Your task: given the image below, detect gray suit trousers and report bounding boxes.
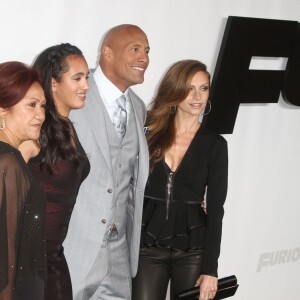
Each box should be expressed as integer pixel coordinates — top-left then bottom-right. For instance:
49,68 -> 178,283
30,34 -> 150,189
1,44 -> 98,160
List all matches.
78,226 -> 131,300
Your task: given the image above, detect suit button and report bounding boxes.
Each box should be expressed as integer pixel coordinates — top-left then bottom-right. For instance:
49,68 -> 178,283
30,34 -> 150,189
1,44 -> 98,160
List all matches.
101,219 -> 107,224
107,188 -> 113,193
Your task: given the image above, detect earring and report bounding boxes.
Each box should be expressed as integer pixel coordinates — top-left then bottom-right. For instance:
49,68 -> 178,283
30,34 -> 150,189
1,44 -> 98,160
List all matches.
169,105 -> 177,115
201,100 -> 211,116
0,116 -> 5,130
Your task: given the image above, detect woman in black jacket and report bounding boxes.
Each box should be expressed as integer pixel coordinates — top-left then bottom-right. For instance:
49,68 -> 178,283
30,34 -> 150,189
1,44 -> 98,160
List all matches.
132,59 -> 228,300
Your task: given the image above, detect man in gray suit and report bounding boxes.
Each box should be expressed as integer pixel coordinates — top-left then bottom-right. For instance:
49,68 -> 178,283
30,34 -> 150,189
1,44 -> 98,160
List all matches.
63,24 -> 150,299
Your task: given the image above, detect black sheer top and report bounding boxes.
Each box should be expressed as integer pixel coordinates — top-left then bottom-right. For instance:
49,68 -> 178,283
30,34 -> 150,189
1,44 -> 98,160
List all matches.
141,127 -> 228,276
0,142 -> 46,299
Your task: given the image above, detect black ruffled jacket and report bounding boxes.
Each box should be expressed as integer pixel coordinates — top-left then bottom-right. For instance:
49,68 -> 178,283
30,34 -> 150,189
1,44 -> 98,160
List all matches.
140,126 -> 228,276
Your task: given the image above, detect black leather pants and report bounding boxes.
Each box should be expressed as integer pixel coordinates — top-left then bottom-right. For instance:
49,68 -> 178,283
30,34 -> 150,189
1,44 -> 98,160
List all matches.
132,247 -> 204,300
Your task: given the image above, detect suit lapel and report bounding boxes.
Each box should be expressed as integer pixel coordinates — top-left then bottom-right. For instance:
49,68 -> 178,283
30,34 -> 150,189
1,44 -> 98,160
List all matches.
84,76 -> 113,174
128,90 -> 149,189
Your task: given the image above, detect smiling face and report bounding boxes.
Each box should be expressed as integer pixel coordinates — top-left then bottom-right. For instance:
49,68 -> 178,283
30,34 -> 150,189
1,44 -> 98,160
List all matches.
3,82 -> 46,145
177,71 -> 210,118
102,26 -> 150,92
52,55 -> 89,117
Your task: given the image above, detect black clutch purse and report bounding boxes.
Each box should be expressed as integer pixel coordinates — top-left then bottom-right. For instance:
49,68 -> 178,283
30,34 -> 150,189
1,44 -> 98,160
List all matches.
175,275 -> 239,300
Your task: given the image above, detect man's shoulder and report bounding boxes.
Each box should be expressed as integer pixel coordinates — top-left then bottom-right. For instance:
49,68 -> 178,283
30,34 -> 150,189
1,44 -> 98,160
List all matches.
129,88 -> 146,109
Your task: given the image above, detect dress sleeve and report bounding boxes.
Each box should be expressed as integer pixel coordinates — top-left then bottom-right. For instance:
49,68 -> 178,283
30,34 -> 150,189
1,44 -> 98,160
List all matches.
201,137 -> 228,276
0,153 -> 29,299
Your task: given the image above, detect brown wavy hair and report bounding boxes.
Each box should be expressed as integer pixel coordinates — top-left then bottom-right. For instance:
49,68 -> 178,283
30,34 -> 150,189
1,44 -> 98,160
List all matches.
146,59 -> 210,171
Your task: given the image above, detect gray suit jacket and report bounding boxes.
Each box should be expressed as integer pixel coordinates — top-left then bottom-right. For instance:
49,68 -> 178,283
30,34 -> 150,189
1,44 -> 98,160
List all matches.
63,73 -> 149,285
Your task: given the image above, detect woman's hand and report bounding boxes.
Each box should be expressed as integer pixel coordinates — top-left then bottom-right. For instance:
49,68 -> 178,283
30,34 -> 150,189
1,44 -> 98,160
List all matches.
19,140 -> 40,162
196,274 -> 218,300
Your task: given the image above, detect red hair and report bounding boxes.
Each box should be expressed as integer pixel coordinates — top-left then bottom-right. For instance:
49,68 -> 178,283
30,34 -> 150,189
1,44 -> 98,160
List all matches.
0,61 -> 41,108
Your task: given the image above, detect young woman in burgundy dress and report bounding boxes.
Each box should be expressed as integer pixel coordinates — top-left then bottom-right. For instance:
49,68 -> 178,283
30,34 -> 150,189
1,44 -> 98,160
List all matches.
20,43 -> 90,300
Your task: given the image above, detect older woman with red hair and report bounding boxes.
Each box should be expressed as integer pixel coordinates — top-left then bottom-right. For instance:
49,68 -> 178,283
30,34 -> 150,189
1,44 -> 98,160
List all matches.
0,61 -> 46,300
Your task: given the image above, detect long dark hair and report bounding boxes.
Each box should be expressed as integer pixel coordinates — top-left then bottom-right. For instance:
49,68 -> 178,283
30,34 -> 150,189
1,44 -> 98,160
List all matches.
146,59 -> 210,171
32,43 -> 85,174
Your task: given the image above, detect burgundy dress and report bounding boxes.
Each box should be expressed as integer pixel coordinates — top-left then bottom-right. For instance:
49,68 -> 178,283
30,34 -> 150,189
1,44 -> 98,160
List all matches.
28,130 -> 90,300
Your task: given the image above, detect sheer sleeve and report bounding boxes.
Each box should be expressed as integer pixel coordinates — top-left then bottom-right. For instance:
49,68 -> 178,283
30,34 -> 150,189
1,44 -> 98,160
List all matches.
0,152 -> 30,299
